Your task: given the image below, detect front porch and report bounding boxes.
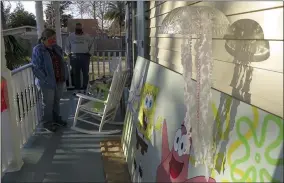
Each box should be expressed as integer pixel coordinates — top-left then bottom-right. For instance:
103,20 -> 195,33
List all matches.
2,1 -> 284,182
2,90 -> 125,182
1,1 -> 131,180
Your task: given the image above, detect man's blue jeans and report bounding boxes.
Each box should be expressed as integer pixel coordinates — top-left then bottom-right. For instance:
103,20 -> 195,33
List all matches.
70,53 -> 91,90
40,82 -> 64,125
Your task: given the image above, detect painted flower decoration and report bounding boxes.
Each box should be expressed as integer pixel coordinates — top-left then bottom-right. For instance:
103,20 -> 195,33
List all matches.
211,166 -> 231,182
228,107 -> 283,182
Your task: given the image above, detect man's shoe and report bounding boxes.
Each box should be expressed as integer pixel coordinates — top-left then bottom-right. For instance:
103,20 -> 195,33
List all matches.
53,119 -> 67,127
73,90 -> 79,96
36,122 -> 57,134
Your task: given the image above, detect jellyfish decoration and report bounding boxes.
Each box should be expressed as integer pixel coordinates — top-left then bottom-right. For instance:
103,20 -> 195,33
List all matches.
210,19 -> 270,175
159,6 -> 229,180
224,19 -> 270,103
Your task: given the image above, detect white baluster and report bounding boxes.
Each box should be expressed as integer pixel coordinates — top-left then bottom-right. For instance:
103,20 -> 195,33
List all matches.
23,71 -> 32,137
124,51 -> 126,69
37,85 -> 43,123
113,52 -> 117,72
28,67 -> 37,131
119,51 -> 122,71
29,69 -> 39,127
14,73 -> 28,144
96,52 -> 100,77
108,52 -> 111,75
19,71 -> 31,140
23,69 -> 33,137
25,68 -> 36,132
102,52 -> 105,76
28,68 -> 37,128
91,54 -> 95,80
11,75 -> 24,147
67,58 -> 72,88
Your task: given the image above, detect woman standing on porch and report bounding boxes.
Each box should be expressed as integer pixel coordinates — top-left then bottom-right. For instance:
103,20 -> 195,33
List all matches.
31,28 -> 68,133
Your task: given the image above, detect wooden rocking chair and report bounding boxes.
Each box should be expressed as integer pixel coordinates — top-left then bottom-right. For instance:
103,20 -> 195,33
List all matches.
71,68 -> 129,135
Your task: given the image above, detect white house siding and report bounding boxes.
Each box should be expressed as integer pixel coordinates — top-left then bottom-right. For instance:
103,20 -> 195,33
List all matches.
145,1 -> 283,118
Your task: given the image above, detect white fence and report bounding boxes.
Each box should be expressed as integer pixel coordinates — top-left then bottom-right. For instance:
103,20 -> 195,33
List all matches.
66,50 -> 127,89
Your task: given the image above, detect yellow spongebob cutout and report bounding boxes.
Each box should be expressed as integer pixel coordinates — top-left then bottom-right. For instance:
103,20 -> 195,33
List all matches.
137,83 -> 160,142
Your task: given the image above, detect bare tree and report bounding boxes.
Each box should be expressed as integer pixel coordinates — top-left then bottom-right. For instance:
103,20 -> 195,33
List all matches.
71,1 -> 89,19
87,1 -> 96,19
70,1 -> 110,36
1,1 -> 11,28
44,1 -> 73,28
96,1 -> 110,33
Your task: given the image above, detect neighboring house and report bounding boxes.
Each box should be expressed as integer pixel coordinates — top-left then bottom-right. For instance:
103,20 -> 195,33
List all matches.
2,26 -> 37,36
3,26 -> 38,56
67,19 -> 100,36
66,19 -> 124,50
124,1 -> 283,183
3,26 -> 69,54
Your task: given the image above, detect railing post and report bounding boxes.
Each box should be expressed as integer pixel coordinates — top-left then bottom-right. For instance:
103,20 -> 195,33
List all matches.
35,1 -> 44,39
1,30 -> 24,173
53,1 -> 62,47
66,57 -> 73,89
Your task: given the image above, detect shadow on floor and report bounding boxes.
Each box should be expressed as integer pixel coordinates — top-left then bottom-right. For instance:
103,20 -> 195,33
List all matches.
100,139 -> 131,183
2,92 -> 125,183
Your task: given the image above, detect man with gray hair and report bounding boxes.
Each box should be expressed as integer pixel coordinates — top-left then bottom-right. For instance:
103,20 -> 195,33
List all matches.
66,22 -> 94,94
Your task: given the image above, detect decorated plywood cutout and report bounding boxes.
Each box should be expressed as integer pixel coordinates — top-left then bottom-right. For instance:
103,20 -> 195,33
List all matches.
122,57 -> 283,183
156,120 -> 216,182
209,106 -> 283,182
136,83 -> 160,155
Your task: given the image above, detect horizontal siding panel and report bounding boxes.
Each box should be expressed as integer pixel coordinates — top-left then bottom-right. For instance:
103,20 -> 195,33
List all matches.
149,39 -> 283,73
149,1 -> 156,9
147,2 -> 284,117
149,1 -> 199,18
148,1 -> 166,11
220,1 -> 283,15
149,1 -> 283,18
148,14 -> 168,28
150,47 -> 180,64
150,55 -> 182,72
149,55 -> 283,117
211,59 -> 283,102
149,8 -> 283,40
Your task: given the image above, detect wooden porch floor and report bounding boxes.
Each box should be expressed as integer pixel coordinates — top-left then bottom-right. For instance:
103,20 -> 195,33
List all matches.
2,91 -> 125,183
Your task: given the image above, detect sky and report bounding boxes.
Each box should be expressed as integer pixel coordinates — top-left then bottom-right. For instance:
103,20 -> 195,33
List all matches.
7,1 -> 85,19
9,1 -> 37,15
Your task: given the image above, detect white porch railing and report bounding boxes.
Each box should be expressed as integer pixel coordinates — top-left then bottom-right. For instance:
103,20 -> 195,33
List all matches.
1,50 -> 127,176
1,64 -> 40,176
66,50 -> 127,88
11,64 -> 42,147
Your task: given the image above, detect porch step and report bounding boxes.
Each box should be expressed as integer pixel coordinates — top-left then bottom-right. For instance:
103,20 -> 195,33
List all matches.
100,139 -> 131,183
